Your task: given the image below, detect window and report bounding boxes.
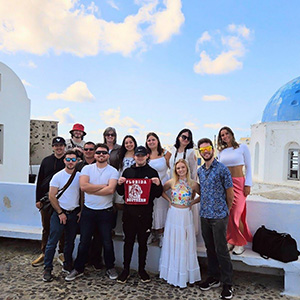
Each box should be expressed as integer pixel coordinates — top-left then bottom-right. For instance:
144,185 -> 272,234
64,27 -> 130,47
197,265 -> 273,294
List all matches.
288,149 -> 300,180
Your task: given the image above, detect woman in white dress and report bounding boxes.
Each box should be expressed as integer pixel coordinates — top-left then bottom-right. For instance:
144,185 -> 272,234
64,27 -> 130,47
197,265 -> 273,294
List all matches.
146,132 -> 171,247
169,128 -> 197,180
159,159 -> 201,288
169,128 -> 199,234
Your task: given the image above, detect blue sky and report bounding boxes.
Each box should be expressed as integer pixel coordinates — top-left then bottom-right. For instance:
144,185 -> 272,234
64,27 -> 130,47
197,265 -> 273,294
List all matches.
1,0 -> 300,146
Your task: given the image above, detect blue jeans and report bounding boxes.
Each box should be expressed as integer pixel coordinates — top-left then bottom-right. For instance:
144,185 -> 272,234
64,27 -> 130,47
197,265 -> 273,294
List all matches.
74,206 -> 115,272
44,208 -> 79,269
201,216 -> 233,285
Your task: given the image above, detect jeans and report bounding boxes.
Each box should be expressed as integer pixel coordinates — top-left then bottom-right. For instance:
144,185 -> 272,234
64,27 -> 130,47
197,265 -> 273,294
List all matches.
201,216 -> 233,285
40,208 -> 64,254
44,208 -> 79,269
74,206 -> 115,272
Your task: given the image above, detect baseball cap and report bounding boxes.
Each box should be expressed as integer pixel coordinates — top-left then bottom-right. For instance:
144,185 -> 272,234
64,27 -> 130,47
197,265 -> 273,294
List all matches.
52,137 -> 66,146
134,146 -> 148,156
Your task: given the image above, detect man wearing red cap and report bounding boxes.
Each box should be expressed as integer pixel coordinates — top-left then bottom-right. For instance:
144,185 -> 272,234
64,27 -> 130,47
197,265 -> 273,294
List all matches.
66,123 -> 86,159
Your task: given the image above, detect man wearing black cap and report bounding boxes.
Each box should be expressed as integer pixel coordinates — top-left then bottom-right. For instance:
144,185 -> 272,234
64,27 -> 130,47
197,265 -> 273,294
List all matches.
116,146 -> 163,283
32,137 -> 66,267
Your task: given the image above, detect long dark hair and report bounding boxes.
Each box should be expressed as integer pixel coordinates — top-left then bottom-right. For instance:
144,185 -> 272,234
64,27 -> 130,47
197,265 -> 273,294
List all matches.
145,132 -> 163,156
118,135 -> 137,169
217,126 -> 239,151
174,128 -> 194,150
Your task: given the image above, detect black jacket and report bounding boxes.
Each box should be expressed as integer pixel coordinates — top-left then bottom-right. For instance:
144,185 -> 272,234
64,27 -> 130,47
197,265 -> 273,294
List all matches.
116,163 -> 163,218
36,154 -> 65,202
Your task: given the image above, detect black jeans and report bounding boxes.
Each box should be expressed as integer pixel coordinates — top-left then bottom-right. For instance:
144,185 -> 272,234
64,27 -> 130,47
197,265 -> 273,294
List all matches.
74,206 -> 115,272
201,216 -> 233,285
122,211 -> 152,271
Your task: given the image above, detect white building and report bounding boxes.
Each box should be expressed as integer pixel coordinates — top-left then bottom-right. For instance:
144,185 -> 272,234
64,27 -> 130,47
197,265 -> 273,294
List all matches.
250,76 -> 300,184
0,62 -> 31,183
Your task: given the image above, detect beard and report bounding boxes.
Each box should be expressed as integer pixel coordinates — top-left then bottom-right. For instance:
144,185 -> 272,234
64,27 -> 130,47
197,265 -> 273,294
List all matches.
202,153 -> 214,161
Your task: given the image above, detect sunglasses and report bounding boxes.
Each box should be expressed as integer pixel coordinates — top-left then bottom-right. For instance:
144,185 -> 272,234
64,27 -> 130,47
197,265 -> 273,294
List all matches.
84,148 -> 94,151
105,134 -> 115,137
181,135 -> 190,141
95,150 -> 109,155
65,157 -> 77,162
199,145 -> 212,153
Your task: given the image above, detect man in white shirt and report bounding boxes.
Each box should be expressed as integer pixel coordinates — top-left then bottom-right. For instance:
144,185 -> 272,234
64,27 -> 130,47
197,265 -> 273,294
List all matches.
65,143 -> 119,281
43,150 -> 81,282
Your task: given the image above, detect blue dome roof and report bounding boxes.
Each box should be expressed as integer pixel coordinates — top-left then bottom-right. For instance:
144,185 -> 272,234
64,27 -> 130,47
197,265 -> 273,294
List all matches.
262,76 -> 300,122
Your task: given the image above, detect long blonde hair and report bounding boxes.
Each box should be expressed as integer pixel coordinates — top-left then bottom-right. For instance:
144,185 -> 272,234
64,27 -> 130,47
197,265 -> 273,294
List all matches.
171,159 -> 193,188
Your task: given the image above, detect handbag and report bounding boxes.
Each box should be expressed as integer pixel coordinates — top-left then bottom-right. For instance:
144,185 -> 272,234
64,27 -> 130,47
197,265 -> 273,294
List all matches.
252,225 -> 300,263
40,169 -> 77,214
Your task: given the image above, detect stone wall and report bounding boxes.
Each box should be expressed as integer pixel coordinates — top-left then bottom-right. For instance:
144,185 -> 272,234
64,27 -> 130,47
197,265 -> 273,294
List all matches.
30,120 -> 58,165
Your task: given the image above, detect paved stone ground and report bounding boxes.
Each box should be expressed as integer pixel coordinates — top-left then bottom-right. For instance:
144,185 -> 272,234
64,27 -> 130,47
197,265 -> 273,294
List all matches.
0,237 -> 296,300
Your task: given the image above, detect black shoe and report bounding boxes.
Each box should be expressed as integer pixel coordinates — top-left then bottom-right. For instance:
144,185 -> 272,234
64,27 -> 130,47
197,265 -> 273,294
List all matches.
138,269 -> 150,283
43,268 -> 53,282
220,284 -> 233,299
199,277 -> 220,291
117,269 -> 130,283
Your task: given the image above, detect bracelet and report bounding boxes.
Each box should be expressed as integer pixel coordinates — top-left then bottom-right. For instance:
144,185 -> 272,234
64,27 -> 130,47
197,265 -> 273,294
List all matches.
58,211 -> 64,215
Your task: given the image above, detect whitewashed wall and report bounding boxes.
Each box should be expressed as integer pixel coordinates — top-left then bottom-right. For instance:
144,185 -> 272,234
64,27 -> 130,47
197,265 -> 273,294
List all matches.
0,62 -> 30,183
250,121 -> 300,184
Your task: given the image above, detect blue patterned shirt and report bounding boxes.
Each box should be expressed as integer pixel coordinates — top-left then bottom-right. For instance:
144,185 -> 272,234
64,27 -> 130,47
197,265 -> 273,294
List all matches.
198,159 -> 233,219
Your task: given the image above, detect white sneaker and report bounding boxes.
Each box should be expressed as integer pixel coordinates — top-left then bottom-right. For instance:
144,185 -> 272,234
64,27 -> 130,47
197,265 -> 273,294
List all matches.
106,268 -> 118,280
227,243 -> 234,251
232,245 -> 245,255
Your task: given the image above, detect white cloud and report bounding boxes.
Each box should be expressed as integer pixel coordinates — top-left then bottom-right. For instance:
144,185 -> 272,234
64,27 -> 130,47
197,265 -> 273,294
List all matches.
185,121 -> 198,130
234,127 -> 250,132
195,31 -> 211,52
53,107 -> 75,124
32,107 -> 74,123
149,0 -> 185,44
21,79 -> 32,86
194,24 -> 252,75
107,0 -> 119,10
20,60 -> 37,68
203,123 -> 222,129
0,0 -> 184,57
228,24 -> 250,39
202,94 -> 228,102
100,107 -> 144,133
47,81 -> 95,102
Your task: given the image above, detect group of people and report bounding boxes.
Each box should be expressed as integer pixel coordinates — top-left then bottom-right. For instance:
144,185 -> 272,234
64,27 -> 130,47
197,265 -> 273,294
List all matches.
32,123 -> 253,300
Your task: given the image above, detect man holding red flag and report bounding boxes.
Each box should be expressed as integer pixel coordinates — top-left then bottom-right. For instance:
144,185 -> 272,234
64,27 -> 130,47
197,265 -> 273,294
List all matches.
116,146 -> 162,283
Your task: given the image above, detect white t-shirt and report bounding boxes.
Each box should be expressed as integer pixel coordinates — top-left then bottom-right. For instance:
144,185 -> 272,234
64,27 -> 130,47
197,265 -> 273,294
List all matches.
50,169 -> 80,211
80,164 -> 119,210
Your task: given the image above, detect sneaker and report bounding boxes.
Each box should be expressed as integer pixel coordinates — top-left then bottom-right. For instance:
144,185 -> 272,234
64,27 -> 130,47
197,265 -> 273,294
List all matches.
220,284 -> 233,299
106,268 -> 118,280
43,268 -> 53,282
227,243 -> 234,251
199,277 -> 220,291
147,233 -> 155,245
138,269 -> 151,283
117,269 -> 130,284
62,264 -> 73,274
233,245 -> 245,255
57,253 -> 65,266
65,269 -> 83,281
32,253 -> 45,267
